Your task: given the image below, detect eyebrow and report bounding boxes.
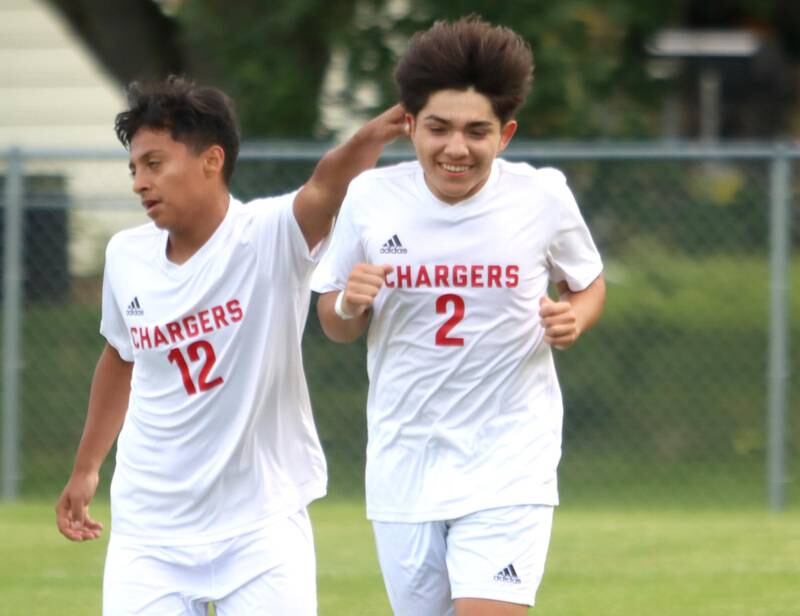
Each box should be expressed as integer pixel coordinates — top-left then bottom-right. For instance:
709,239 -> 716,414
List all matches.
128,149 -> 164,172
423,114 -> 494,129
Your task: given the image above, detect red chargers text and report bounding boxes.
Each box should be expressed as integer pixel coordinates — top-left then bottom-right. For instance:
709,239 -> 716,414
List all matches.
384,264 -> 519,289
130,299 -> 243,350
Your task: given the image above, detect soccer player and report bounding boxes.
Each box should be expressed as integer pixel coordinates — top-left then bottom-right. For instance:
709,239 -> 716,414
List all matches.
54,76 -> 404,615
312,17 -> 606,616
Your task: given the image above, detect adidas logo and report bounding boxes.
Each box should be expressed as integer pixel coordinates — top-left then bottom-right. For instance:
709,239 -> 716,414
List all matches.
126,296 -> 144,316
379,234 -> 408,254
493,563 -> 522,585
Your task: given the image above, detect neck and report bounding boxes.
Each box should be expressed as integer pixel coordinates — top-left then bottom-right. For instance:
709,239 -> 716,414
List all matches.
166,191 -> 230,264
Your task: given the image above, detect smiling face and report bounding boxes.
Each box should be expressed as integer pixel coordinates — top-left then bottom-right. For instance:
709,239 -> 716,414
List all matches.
408,88 -> 517,204
128,128 -> 223,233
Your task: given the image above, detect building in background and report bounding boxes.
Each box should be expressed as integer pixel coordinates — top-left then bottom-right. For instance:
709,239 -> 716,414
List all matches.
1,0 -> 137,280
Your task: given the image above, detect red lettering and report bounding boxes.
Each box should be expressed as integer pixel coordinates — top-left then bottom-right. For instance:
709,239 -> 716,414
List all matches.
384,271 -> 395,288
211,306 -> 228,329
453,265 -> 468,287
166,322 -> 184,343
487,265 -> 502,288
434,265 -> 449,287
183,315 -> 200,337
130,327 -> 140,349
139,327 -> 152,349
416,265 -> 431,287
471,265 -> 484,288
506,265 -> 519,288
153,325 -> 169,347
227,299 -> 243,322
396,266 -> 412,288
198,309 -> 213,334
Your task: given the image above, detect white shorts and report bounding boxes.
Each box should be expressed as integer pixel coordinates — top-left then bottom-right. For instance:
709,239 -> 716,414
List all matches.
372,505 -> 554,616
103,508 -> 316,616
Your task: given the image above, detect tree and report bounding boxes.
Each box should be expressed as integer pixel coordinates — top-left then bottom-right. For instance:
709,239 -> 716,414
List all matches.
49,0 -> 800,138
177,0 -> 362,137
45,0 -> 193,84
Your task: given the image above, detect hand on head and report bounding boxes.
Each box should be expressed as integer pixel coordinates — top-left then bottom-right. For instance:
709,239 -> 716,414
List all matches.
363,104 -> 408,145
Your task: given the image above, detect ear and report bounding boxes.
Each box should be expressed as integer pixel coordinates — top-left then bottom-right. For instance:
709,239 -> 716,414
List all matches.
404,113 -> 416,138
498,120 -> 518,152
202,145 -> 226,179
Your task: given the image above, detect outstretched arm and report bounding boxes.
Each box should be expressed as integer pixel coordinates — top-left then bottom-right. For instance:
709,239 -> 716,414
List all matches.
55,343 -> 132,541
294,104 -> 406,249
539,274 -> 606,350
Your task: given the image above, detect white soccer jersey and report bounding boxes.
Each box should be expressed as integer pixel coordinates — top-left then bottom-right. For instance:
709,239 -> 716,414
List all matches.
312,159 -> 603,523
101,193 -> 327,544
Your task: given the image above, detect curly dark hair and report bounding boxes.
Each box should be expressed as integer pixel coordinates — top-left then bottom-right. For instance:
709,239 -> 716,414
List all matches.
394,16 -> 534,124
114,75 -> 240,185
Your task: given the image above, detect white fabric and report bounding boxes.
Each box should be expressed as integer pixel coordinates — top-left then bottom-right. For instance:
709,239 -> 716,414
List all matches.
100,193 -> 327,544
312,159 -> 603,522
372,504 -> 554,614
103,508 -> 317,615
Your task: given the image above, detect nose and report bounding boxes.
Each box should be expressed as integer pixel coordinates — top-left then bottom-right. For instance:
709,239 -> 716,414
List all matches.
132,170 -> 148,195
443,131 -> 469,158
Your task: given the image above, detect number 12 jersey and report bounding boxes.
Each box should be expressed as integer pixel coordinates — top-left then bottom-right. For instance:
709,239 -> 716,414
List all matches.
101,194 -> 327,544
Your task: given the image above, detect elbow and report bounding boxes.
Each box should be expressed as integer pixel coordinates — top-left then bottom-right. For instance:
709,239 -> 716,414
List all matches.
319,316 -> 356,344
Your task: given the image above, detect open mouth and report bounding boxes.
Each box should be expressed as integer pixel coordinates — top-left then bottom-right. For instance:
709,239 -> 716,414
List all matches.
143,199 -> 160,211
439,163 -> 471,174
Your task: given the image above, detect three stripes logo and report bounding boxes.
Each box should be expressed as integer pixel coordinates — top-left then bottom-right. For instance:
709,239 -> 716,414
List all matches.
379,234 -> 408,254
126,296 -> 144,316
493,563 -> 522,585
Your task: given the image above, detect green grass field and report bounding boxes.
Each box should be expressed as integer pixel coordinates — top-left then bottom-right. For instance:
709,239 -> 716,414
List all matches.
1,499 -> 798,615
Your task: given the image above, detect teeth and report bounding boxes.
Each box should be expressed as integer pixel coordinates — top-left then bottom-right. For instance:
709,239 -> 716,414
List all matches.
441,163 -> 469,173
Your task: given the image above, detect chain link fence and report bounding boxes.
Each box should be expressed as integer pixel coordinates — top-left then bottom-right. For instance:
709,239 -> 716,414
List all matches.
0,143 -> 796,510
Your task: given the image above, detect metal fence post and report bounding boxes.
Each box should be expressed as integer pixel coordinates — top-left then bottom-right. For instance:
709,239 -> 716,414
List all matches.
767,148 -> 791,511
2,148 -> 24,501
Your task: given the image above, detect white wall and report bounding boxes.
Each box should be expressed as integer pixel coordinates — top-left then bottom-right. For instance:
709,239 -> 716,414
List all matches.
1,0 -> 140,276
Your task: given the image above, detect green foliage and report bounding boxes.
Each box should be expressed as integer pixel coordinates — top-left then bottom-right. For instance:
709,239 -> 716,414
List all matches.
177,0 -> 360,137
174,0 -> 685,138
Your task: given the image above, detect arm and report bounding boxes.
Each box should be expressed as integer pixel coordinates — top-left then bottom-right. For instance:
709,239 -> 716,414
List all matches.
539,273 -> 606,350
317,263 -> 393,343
293,104 -> 406,248
55,343 -> 132,541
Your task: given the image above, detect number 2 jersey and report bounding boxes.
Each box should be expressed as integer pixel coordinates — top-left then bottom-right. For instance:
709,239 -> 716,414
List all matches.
312,160 -> 603,523
100,193 -> 327,544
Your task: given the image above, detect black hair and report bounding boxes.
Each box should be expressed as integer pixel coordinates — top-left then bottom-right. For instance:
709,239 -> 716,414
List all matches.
394,16 -> 534,123
114,75 -> 240,185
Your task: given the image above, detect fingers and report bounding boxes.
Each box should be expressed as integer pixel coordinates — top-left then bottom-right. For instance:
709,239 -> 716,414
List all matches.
56,495 -> 96,542
343,263 -> 392,316
56,479 -> 103,542
55,495 -> 79,541
539,294 -> 578,350
57,507 -> 103,542
371,104 -> 407,143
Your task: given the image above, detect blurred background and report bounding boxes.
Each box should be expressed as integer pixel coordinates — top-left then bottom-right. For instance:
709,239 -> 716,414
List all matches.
0,0 -> 800,616
0,1 -> 798,613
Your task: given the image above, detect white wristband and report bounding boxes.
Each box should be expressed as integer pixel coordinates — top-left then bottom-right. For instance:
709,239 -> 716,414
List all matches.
334,290 -> 356,320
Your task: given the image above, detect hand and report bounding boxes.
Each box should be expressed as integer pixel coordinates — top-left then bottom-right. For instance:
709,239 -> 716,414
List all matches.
341,263 -> 394,318
55,471 -> 103,542
539,294 -> 580,350
354,104 -> 407,148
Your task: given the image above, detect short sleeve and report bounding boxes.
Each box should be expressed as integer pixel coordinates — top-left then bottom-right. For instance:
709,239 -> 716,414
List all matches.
99,241 -> 134,361
310,190 -> 366,294
544,170 -> 603,291
244,190 -> 328,282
